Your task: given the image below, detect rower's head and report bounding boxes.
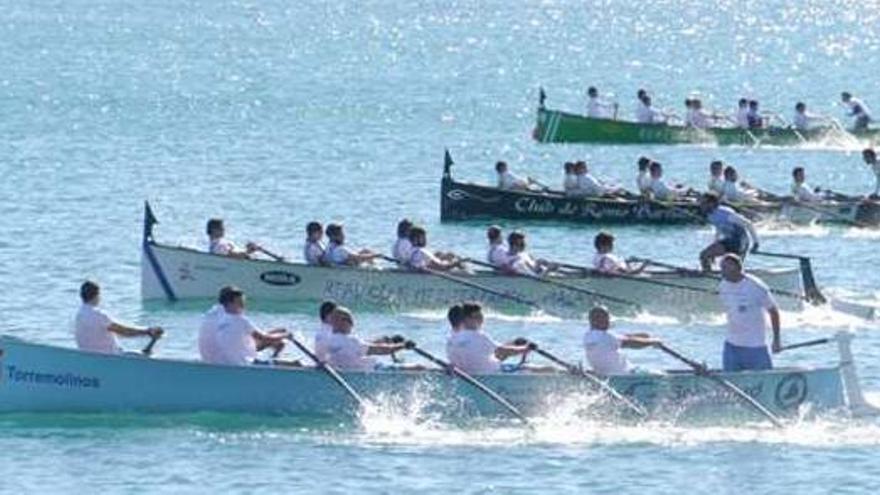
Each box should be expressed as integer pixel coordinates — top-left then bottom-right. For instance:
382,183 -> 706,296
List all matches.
306,221 -> 323,242
795,102 -> 806,113
507,231 -> 526,254
710,160 -> 723,177
319,300 -> 337,324
447,304 -> 465,332
217,285 -> 235,304
574,161 -> 587,175
206,218 -> 225,240
637,88 -> 646,101
408,225 -> 427,248
325,223 -> 344,244
594,231 -> 615,254
748,100 -> 758,110
80,280 -> 101,306
723,165 -> 738,182
698,192 -> 721,213
587,86 -> 598,98
863,148 -> 876,164
487,225 -> 502,245
219,286 -> 246,314
693,99 -> 703,109
461,302 -> 484,330
588,306 -> 611,331
637,156 -> 651,172
842,92 -> 852,103
792,166 -> 806,184
495,161 -> 508,174
649,161 -> 663,178
332,307 -> 355,334
396,218 -> 413,239
720,254 -> 745,282
738,98 -> 748,109
564,161 -> 574,174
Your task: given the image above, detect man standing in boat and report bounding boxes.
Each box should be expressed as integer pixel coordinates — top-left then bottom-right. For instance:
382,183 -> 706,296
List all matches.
841,92 -> 872,131
583,306 -> 660,375
587,86 -> 617,119
718,254 -> 782,371
698,193 -> 760,271
75,281 -> 164,354
206,218 -> 259,259
861,148 -> 880,198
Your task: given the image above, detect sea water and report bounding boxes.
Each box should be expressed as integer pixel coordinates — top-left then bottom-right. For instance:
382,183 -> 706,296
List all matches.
1,0 -> 879,493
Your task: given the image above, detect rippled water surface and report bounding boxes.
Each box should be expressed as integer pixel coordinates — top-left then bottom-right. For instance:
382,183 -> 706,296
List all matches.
1,0 -> 880,493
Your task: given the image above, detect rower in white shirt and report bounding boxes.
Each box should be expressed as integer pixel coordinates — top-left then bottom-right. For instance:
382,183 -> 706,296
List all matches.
720,166 -> 759,204
707,160 -> 725,194
635,89 -> 648,119
303,221 -> 327,266
324,307 -> 414,372
648,161 -> 687,200
322,223 -> 380,267
505,231 -> 556,276
199,286 -> 235,362
392,218 -> 414,264
746,100 -> 763,128
444,304 -> 465,360
636,156 -> 652,195
563,162 -> 577,193
592,232 -> 646,275
717,254 -> 782,371
486,225 -> 510,269
842,92 -> 873,131
207,287 -> 292,366
570,161 -> 618,197
734,98 -> 749,128
793,102 -> 825,131
587,86 -> 617,119
408,226 -> 463,271
314,300 -> 338,362
861,148 -> 880,198
75,281 -> 163,355
445,303 -> 534,374
583,306 -> 660,375
206,218 -> 259,259
685,99 -> 712,129
496,161 -> 535,191
635,96 -> 668,124
790,167 -> 821,202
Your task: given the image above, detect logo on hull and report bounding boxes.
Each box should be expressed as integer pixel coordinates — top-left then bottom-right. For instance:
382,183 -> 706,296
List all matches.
260,271 -> 302,286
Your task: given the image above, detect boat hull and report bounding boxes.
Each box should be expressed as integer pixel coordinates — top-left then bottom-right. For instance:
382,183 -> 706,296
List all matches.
0,336 -> 847,418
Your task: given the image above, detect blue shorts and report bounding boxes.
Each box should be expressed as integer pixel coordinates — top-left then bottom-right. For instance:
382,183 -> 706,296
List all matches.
720,234 -> 748,258
722,342 -> 772,372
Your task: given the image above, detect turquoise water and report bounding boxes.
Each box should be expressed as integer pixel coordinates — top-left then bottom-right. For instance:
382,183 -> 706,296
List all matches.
2,0 -> 880,492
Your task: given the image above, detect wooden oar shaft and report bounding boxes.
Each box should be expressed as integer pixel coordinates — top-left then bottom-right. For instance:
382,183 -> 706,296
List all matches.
408,344 -> 530,424
256,246 -> 285,262
779,338 -> 830,352
656,344 -> 783,427
555,261 -> 719,296
141,334 -> 160,356
287,335 -> 367,409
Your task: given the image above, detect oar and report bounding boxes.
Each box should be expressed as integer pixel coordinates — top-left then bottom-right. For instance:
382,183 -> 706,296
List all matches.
463,258 -> 641,309
379,255 -> 546,312
255,245 -> 286,262
141,332 -> 161,356
750,250 -> 827,304
553,260 -> 726,296
286,334 -> 367,409
655,343 -> 783,427
404,340 -> 530,425
518,339 -> 648,418
784,199 -> 871,228
778,337 -> 830,352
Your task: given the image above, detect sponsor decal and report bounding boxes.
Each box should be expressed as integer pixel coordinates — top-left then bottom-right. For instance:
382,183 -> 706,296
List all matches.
4,365 -> 100,389
774,373 -> 808,410
260,270 -> 302,286
178,263 -> 196,281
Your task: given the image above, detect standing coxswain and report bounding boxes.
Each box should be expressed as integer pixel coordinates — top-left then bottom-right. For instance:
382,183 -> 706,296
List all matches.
861,148 -> 880,198
75,281 -> 164,355
698,193 -> 760,271
841,92 -> 873,131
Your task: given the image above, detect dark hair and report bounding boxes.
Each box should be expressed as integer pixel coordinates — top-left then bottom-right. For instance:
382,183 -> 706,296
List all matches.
396,219 -> 413,238
217,285 -> 236,304
649,161 -> 662,173
710,160 -> 723,171
792,166 -> 805,178
564,161 -> 574,172
637,156 -> 651,170
749,100 -> 758,107
637,88 -> 646,99
408,225 -> 427,242
701,192 -> 720,204
80,280 -> 100,303
219,286 -> 244,306
723,165 -> 737,179
863,148 -> 876,160
587,86 -> 598,96
320,300 -> 337,321
447,305 -> 465,328
738,98 -> 748,106
795,102 -> 806,112
461,302 -> 483,319
594,231 -> 614,250
495,161 -> 507,173
306,221 -> 322,235
325,223 -> 343,237
487,225 -> 502,242
507,231 -> 525,245
842,92 -> 852,100
206,218 -> 223,236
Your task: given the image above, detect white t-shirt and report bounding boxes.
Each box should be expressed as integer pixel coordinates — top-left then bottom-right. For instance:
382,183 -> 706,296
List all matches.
735,107 -> 749,128
593,253 -> 627,273
721,181 -> 756,203
392,237 -> 413,263
324,242 -> 352,266
563,173 -> 577,192
587,97 -> 611,119
718,274 -> 777,348
508,252 -> 540,275
74,303 -> 121,354
498,171 -> 528,190
687,109 -> 710,129
583,329 -> 629,375
209,238 -> 236,255
198,304 -> 225,362
650,177 -> 677,200
303,240 -> 325,265
791,182 -> 819,202
708,176 -> 725,194
314,322 -> 333,362
636,105 -> 663,124
213,313 -> 259,366
487,243 -> 510,267
572,173 -> 607,197
409,247 -> 440,270
446,330 -> 501,374
637,171 -> 652,193
325,332 -> 376,371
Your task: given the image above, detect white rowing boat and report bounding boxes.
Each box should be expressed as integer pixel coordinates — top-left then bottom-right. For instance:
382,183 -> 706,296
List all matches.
0,333 -> 873,419
141,204 -> 807,318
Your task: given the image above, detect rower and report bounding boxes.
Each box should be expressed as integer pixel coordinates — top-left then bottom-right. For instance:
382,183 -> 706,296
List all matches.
570,161 -> 618,197
592,232 -> 646,275
841,92 -> 873,131
392,218 -> 414,264
636,156 -> 652,195
635,88 -> 648,118
304,221 -> 326,266
206,218 -> 258,259
587,86 -> 617,119
648,161 -> 686,200
635,96 -> 668,124
75,280 -> 164,355
862,148 -> 880,198
734,98 -> 749,128
445,302 -> 536,374
791,167 -> 821,202
583,306 -> 660,375
198,286 -> 234,362
325,307 -> 416,372
698,193 -> 760,271
707,160 -> 725,195
408,226 -> 463,271
314,300 -> 337,362
322,223 -> 380,267
506,231 -> 556,276
720,165 -> 758,204
208,286 -> 292,366
496,161 -> 534,191
486,225 -> 510,269
793,102 -> 823,131
746,100 -> 763,128
686,99 -> 711,129
563,162 -> 577,193
718,254 -> 782,371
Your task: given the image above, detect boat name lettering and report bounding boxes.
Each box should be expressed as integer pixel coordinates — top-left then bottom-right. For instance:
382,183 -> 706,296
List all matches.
4,365 -> 100,389
259,271 -> 302,286
514,197 -> 557,214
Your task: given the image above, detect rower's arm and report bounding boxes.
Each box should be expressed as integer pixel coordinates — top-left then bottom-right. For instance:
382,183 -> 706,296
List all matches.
252,329 -> 288,352
495,344 -> 527,361
366,342 -> 405,355
620,336 -> 660,349
107,322 -> 154,338
768,306 -> 781,352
